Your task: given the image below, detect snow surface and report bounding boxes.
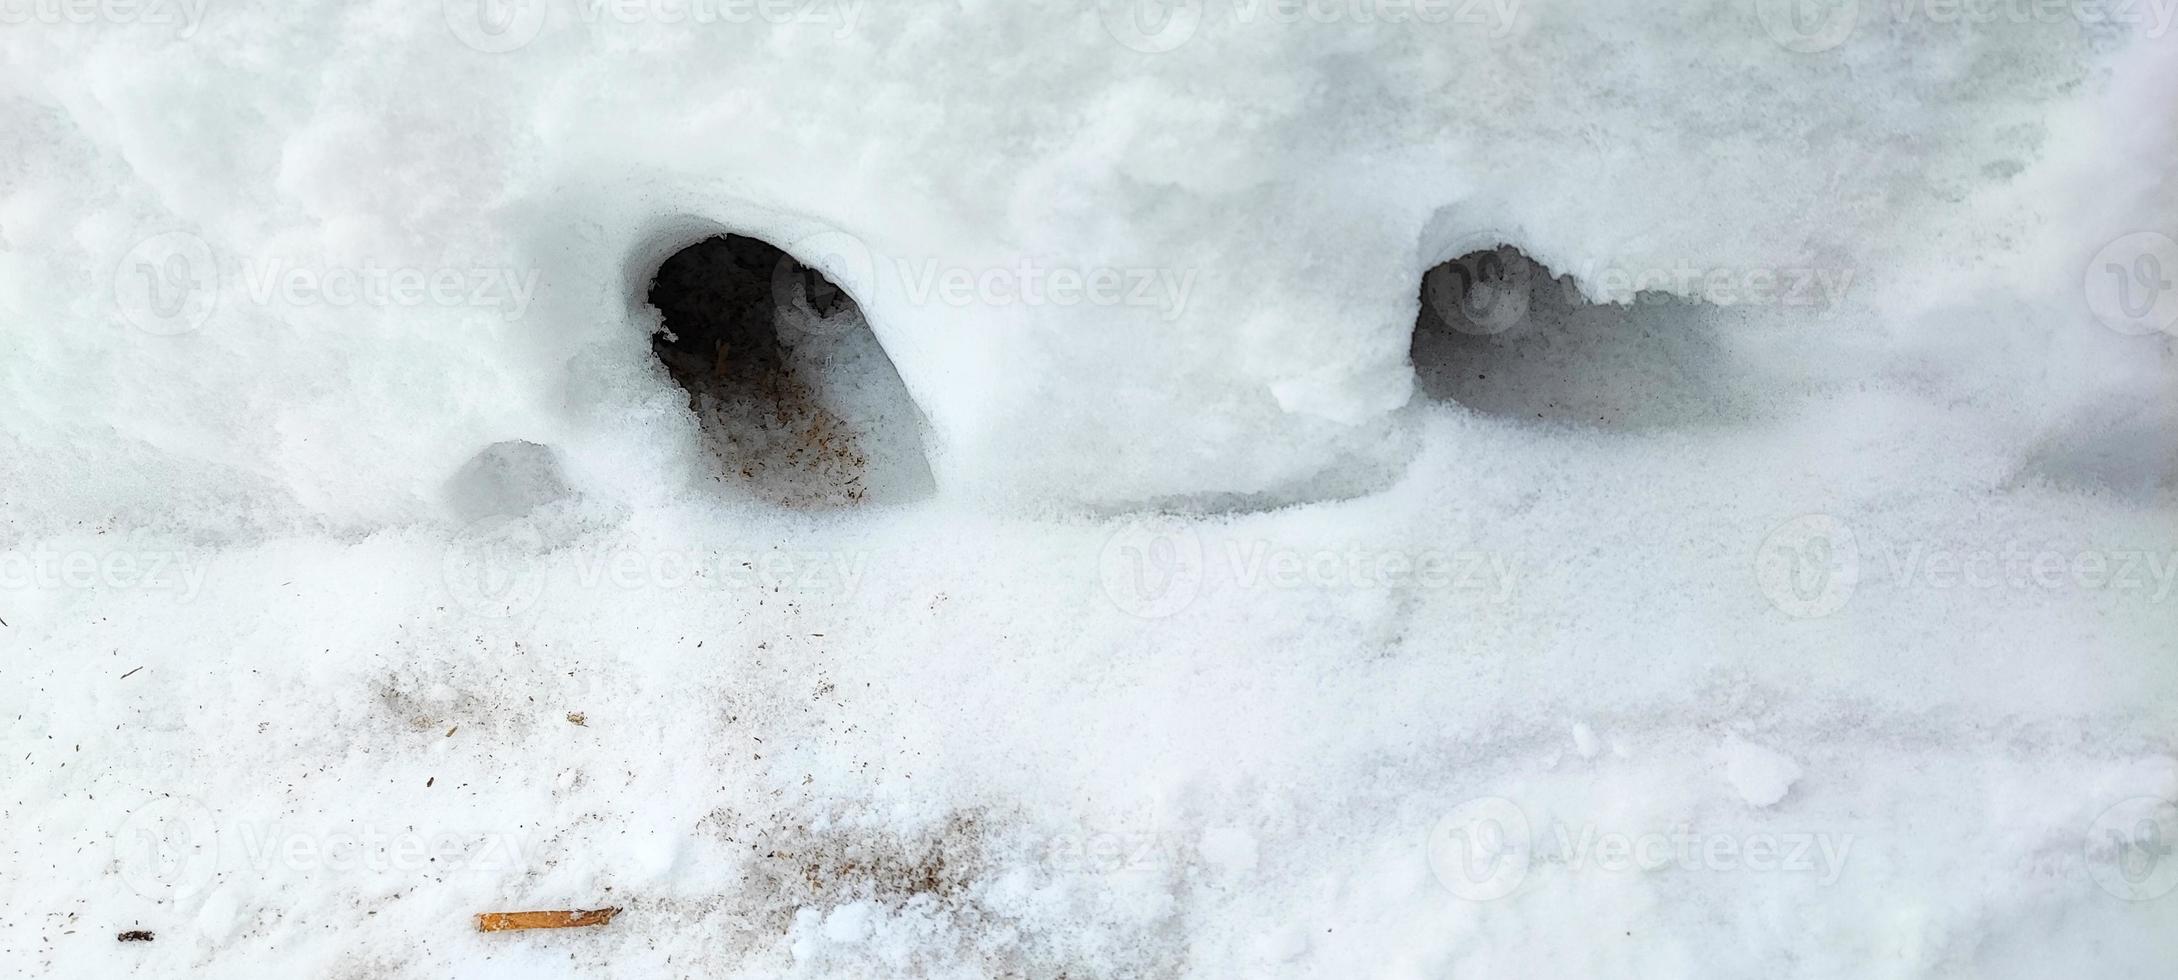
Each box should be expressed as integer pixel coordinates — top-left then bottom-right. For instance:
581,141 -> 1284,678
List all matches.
3,1 -> 2176,977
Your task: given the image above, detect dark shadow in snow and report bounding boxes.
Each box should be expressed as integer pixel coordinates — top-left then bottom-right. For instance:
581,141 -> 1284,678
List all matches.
1411,246 -> 1762,431
2013,399 -> 2178,499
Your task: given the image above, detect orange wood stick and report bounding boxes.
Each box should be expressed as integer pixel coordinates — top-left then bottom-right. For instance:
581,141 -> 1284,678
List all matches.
474,908 -> 621,932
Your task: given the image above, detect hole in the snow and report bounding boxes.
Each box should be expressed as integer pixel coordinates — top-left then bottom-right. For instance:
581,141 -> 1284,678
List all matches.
648,234 -> 932,507
1411,246 -> 1755,430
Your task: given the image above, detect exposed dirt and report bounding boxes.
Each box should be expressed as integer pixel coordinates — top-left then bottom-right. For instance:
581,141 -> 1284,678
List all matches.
648,235 -> 875,509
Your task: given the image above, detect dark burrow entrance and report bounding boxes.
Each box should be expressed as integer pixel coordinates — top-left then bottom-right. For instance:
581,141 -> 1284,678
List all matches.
1411,245 -> 1756,430
648,234 -> 933,507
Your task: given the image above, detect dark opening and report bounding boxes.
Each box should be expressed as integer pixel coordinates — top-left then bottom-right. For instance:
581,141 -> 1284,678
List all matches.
648,234 -> 932,507
1411,246 -> 1754,430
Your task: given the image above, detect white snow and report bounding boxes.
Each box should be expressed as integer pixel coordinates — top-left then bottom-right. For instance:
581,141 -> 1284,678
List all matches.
1718,734 -> 1803,809
2,1 -> 2176,977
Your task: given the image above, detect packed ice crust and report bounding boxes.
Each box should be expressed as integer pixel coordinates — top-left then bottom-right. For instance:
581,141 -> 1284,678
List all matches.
3,2 -> 2177,978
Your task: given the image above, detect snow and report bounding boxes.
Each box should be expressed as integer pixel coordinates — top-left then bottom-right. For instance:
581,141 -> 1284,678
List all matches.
3,1 -> 2176,977
1718,734 -> 1803,809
